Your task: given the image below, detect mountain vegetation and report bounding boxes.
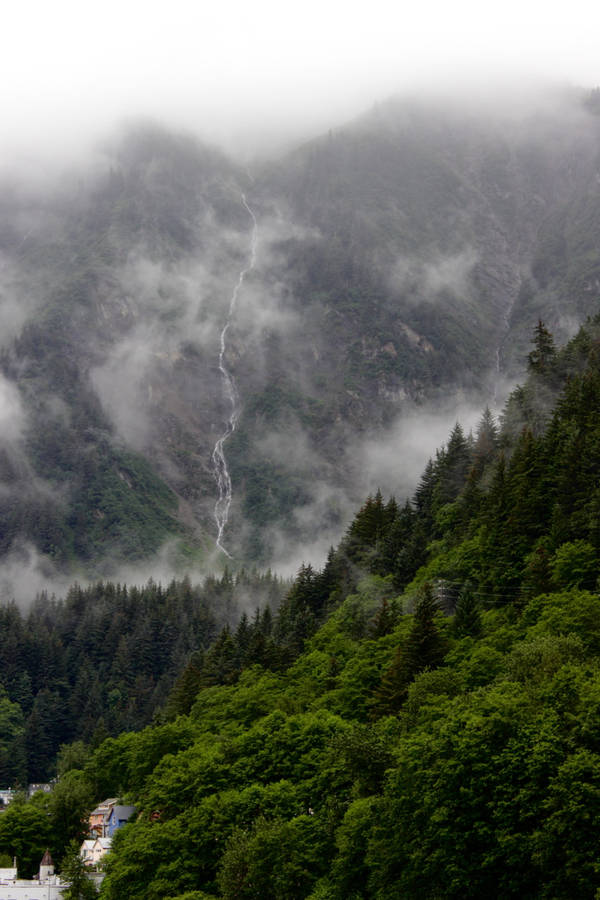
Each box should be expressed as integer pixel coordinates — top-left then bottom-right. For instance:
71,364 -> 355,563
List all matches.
3,317 -> 600,896
0,570 -> 287,785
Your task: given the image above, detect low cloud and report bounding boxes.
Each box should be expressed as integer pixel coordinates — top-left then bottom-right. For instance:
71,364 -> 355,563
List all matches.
357,398 -> 485,503
90,329 -> 158,450
0,374 -> 25,444
267,481 -> 357,578
254,423 -> 321,473
0,542 -> 79,609
90,250 -> 234,451
233,280 -> 300,341
390,247 -> 478,304
557,313 -> 582,341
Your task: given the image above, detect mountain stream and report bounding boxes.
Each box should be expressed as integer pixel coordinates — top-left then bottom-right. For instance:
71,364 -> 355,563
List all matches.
211,195 -> 258,556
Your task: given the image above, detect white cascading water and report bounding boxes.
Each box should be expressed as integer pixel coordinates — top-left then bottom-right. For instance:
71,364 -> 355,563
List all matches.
212,194 -> 258,557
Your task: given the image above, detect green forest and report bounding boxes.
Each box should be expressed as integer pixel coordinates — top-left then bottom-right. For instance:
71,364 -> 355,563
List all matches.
3,317 -> 600,896
0,571 -> 287,785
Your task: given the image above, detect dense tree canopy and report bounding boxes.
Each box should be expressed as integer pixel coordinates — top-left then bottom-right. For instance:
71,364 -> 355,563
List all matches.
0,571 -> 287,783
3,318 -> 600,896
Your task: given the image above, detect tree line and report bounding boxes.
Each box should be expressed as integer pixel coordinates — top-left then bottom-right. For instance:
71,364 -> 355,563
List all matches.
0,570 -> 287,785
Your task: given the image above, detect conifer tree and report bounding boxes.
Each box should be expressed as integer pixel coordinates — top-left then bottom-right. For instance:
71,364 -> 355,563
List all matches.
471,407 -> 499,478
202,627 -> 238,685
369,598 -> 400,638
528,319 -> 556,375
433,423 -> 472,511
235,613 -> 251,668
381,501 -> 415,579
345,490 -> 388,565
453,581 -> 482,638
521,540 -> 553,597
163,650 -> 205,720
371,584 -> 446,716
414,459 -> 437,529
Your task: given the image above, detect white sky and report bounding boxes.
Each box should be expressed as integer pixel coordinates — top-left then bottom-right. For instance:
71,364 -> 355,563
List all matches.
1,0 -> 600,161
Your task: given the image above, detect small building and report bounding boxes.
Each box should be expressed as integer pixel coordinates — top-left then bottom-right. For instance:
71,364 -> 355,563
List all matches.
1,785 -> 53,809
27,784 -> 53,799
80,837 -> 111,867
88,798 -> 118,837
79,840 -> 95,865
0,851 -> 67,899
0,789 -> 16,808
0,861 -> 17,882
106,805 -> 137,837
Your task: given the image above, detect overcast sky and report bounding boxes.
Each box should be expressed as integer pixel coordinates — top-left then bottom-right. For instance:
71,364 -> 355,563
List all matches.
2,0 -> 600,162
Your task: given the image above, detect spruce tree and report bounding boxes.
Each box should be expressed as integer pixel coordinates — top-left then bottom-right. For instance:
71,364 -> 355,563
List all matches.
163,650 -> 205,720
372,584 -> 447,716
453,581 -> 482,638
434,423 -> 472,511
369,598 -> 400,638
471,407 -> 499,478
528,319 -> 556,375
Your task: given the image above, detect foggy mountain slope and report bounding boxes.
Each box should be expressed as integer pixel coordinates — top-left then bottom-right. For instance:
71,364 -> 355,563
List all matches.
258,92 -> 600,381
0,124 -> 254,573
223,89 -> 600,561
1,91 -> 600,580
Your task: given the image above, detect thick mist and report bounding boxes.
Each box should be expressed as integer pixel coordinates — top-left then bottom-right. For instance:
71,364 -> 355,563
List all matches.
2,0 -> 600,168
1,76 -> 600,605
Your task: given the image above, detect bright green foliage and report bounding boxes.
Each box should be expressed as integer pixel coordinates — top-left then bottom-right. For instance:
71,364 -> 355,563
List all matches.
217,815 -> 331,899
453,581 -> 482,637
330,723 -> 395,797
82,577 -> 600,898
403,667 -> 464,727
0,572 -> 286,782
0,793 -> 52,877
366,682 -> 565,898
166,894 -> 216,899
327,797 -> 378,899
57,741 -> 91,778
551,540 -> 598,589
60,841 -> 98,899
534,750 -> 600,898
5,319 -> 600,896
371,584 -> 447,716
47,771 -> 96,862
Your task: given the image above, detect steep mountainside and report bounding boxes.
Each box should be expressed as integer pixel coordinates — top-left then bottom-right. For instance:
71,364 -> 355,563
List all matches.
4,317 -> 600,896
0,126 -> 252,573
1,90 -> 600,576
213,89 -> 600,560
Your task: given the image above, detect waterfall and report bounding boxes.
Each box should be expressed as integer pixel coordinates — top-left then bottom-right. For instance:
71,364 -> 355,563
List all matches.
212,194 -> 258,557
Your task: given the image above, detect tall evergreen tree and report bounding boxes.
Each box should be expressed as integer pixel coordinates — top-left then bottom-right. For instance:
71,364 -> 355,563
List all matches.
433,423 -> 472,512
470,407 -> 499,479
528,319 -> 556,375
371,584 -> 447,716
453,581 -> 482,638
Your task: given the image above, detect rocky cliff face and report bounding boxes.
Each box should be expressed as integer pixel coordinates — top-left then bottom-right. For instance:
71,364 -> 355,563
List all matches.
1,91 -> 600,578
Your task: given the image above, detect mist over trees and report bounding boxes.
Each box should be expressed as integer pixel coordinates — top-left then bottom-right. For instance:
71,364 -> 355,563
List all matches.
2,316 -> 600,896
1,88 -> 600,589
3,75 -> 600,897
0,570 -> 287,784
